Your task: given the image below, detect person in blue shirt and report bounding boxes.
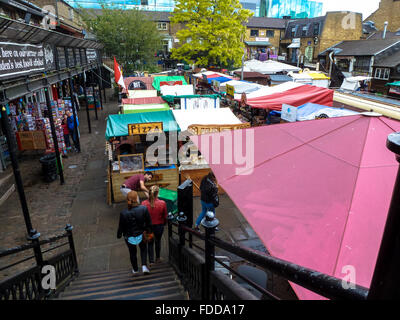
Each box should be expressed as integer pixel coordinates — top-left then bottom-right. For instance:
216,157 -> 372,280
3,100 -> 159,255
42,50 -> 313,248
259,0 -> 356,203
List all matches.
66,110 -> 80,152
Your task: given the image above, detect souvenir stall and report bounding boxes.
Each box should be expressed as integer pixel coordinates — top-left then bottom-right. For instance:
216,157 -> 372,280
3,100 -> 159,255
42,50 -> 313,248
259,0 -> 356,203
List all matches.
173,108 -> 250,196
7,89 -> 72,155
105,110 -> 181,204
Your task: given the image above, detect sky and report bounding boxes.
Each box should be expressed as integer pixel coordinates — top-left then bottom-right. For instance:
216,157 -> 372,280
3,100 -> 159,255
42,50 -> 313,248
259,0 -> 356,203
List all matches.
320,0 -> 381,19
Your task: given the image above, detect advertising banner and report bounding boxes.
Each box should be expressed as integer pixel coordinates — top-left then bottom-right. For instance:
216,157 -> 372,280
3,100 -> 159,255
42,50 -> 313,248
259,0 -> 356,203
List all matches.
0,42 -> 55,79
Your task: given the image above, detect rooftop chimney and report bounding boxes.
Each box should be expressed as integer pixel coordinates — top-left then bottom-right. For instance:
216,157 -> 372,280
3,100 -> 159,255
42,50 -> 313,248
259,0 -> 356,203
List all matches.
383,21 -> 388,39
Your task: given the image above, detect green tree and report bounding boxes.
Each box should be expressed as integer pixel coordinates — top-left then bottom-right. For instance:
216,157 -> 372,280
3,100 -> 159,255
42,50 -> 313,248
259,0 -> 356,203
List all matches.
80,4 -> 163,74
171,0 -> 253,68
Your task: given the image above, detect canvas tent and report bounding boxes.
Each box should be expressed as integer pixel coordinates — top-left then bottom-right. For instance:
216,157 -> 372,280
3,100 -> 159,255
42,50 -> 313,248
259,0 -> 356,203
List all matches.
244,84 -> 334,111
128,90 -> 158,98
340,76 -> 372,91
105,110 -> 179,140
122,104 -> 170,114
296,103 -> 359,121
244,59 -> 301,74
191,115 -> 400,300
160,85 -> 194,96
122,97 -> 165,105
172,108 -> 242,133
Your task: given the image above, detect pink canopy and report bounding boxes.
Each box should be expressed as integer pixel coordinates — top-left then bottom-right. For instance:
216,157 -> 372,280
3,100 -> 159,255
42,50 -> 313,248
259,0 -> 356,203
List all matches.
243,85 -> 334,111
191,115 -> 400,299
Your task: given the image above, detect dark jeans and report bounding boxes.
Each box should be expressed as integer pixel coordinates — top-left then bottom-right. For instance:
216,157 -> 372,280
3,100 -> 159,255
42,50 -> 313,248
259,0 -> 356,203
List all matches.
69,129 -> 80,152
148,225 -> 164,263
124,239 -> 148,272
64,133 -> 70,148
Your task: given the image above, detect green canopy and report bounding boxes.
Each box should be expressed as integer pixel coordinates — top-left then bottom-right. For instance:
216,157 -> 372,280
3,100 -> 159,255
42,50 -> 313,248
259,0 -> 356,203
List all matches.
123,104 -> 170,114
386,81 -> 400,87
105,110 -> 180,140
162,94 -> 221,104
152,76 -> 188,91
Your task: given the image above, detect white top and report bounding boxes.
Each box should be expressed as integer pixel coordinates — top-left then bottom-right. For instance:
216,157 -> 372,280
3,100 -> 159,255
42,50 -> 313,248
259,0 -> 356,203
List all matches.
173,108 -> 242,131
160,85 -> 194,96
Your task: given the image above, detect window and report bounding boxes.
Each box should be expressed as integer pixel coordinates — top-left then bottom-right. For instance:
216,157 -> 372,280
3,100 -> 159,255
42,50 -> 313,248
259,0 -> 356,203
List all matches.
353,57 -> 371,73
302,26 -> 308,36
291,27 -> 296,37
157,22 -> 167,30
266,30 -> 275,37
375,68 -> 390,80
250,29 -> 259,37
313,23 -> 320,36
69,8 -> 74,21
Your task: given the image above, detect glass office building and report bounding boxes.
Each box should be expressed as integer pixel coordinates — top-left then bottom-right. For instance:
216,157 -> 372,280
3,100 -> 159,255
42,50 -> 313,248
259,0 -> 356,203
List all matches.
65,0 -> 323,18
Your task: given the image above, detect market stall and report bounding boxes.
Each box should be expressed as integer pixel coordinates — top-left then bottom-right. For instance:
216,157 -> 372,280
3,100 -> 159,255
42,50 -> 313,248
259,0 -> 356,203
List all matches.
288,71 -> 330,88
386,81 -> 400,97
121,104 -> 170,114
160,85 -> 194,96
173,108 -> 250,196
128,90 -> 158,99
123,77 -> 154,92
243,59 -> 301,74
105,110 -> 180,203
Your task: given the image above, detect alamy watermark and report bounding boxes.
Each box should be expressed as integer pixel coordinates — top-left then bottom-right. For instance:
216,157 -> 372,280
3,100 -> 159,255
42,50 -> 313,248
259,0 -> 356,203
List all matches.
144,123 -> 255,175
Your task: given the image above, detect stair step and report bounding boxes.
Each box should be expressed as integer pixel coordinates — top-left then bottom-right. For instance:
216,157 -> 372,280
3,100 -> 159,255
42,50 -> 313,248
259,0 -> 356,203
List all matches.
144,293 -> 187,300
78,262 -> 170,278
101,286 -> 185,301
72,268 -> 174,285
62,274 -> 177,296
61,282 -> 182,300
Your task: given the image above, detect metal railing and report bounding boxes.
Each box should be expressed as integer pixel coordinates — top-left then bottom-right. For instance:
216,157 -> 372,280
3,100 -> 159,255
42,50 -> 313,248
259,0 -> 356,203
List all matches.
168,214 -> 369,301
0,224 -> 79,300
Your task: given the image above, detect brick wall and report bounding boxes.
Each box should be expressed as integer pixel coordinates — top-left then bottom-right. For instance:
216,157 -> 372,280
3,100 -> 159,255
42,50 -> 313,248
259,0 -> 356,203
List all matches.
319,12 -> 363,54
245,27 -> 282,50
366,0 -> 400,32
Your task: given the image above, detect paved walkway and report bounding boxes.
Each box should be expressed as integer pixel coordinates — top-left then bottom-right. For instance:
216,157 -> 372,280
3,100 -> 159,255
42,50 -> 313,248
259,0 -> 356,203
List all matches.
0,92 -> 268,277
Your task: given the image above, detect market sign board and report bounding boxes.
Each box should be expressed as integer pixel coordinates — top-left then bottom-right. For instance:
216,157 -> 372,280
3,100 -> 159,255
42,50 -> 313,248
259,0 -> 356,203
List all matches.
226,84 -> 235,97
159,81 -> 183,87
86,49 -> 97,63
281,104 -> 297,122
212,80 -> 220,92
128,122 -> 164,135
0,42 -> 55,79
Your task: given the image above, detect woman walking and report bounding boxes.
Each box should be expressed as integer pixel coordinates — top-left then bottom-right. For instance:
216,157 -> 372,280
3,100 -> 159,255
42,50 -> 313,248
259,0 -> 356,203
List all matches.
117,191 -> 152,275
194,172 -> 219,231
142,186 -> 168,264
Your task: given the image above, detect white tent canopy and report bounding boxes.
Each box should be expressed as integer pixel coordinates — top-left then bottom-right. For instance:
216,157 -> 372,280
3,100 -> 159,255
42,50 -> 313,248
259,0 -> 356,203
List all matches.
160,85 -> 194,96
340,76 -> 372,91
128,90 -> 158,98
173,108 -> 242,132
244,59 -> 301,74
245,81 -> 304,99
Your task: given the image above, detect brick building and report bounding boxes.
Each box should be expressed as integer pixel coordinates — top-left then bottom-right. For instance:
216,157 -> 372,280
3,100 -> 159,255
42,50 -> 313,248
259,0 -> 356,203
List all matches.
281,12 -> 363,65
30,0 -> 85,37
365,0 -> 400,33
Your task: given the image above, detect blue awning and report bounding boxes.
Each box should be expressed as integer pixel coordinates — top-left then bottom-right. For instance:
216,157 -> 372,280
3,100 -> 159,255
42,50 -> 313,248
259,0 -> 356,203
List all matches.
207,77 -> 232,84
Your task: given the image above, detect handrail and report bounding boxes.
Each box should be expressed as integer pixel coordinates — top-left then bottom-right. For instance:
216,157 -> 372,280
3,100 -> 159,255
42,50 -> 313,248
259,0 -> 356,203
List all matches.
178,224 -> 369,300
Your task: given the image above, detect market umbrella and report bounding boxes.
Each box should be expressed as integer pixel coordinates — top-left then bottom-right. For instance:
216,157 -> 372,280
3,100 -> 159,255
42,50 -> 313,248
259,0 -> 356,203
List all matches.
191,115 -> 400,299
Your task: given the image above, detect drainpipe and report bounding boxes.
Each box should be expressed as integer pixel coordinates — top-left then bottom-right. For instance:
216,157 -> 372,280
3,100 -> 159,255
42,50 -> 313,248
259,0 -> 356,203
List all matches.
383,21 -> 388,39
329,51 -> 334,79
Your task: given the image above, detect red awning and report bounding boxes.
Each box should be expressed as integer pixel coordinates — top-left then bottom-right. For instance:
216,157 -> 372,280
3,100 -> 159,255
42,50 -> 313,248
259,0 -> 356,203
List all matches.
246,85 -> 334,111
121,97 -> 165,105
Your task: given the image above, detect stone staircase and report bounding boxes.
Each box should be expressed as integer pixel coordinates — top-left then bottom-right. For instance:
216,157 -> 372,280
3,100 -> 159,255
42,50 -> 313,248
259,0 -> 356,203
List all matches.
57,262 -> 188,300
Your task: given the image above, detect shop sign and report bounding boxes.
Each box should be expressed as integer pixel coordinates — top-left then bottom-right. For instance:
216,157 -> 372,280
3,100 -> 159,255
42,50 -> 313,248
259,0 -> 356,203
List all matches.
0,42 -> 55,79
281,104 -> 297,122
86,49 -> 97,62
255,37 -> 269,42
128,122 -> 163,135
226,84 -> 235,97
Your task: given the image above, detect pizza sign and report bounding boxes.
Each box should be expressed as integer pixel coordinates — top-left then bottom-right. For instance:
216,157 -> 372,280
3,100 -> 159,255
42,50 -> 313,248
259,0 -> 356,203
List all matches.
128,122 -> 164,135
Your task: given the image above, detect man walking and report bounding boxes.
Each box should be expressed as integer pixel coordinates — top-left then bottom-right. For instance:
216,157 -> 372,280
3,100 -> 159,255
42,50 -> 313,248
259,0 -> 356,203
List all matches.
66,110 -> 80,152
121,171 -> 153,200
